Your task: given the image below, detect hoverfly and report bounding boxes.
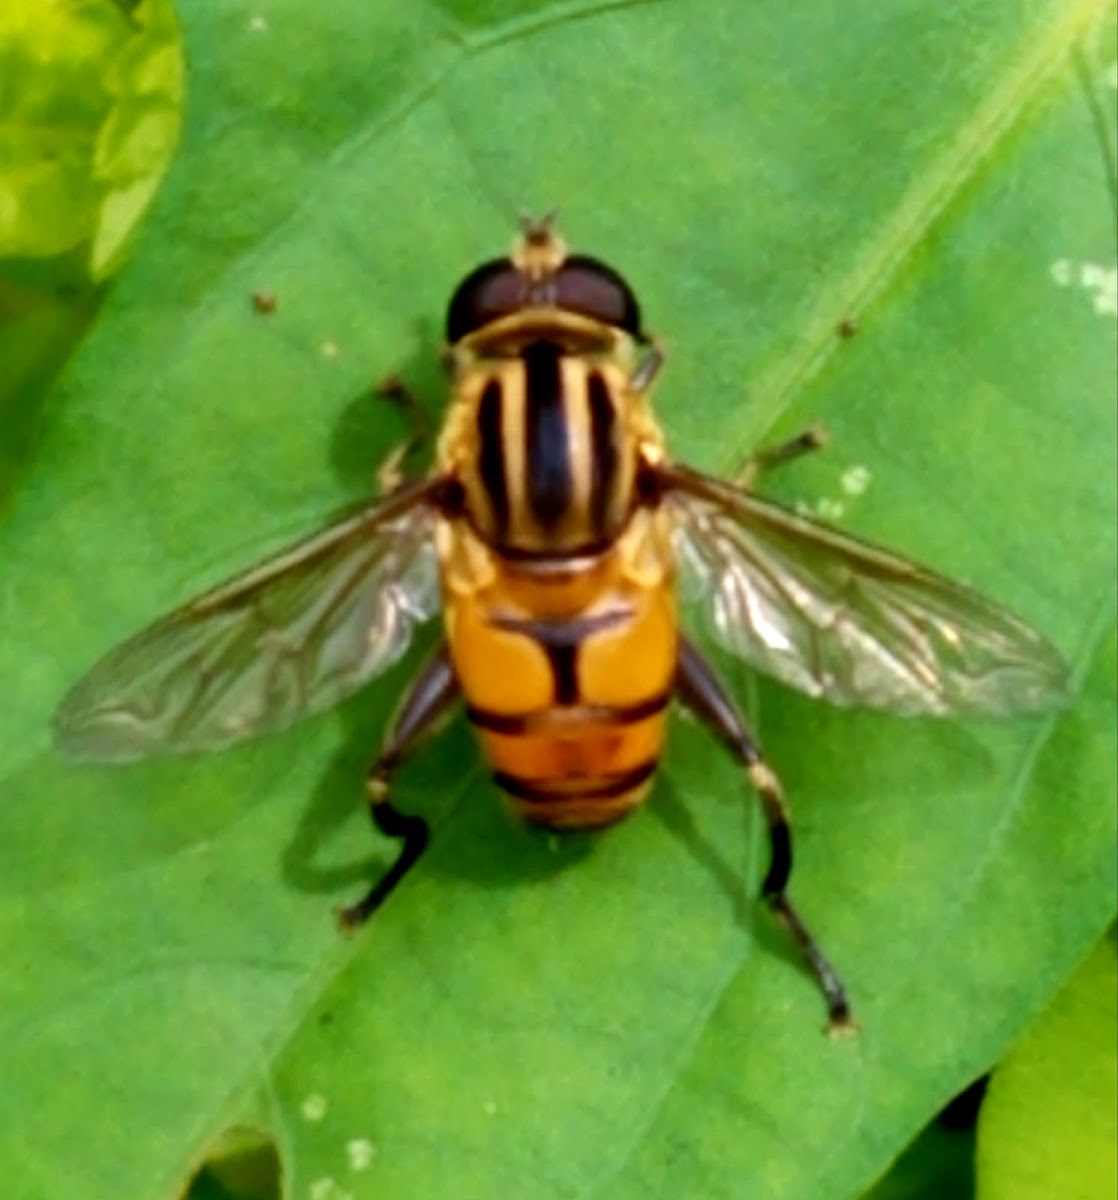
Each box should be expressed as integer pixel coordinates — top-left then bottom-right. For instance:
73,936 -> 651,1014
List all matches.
55,216 -> 1070,1030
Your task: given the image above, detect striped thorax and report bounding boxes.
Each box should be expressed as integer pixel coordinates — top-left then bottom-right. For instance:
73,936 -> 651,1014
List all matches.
435,218 -> 675,826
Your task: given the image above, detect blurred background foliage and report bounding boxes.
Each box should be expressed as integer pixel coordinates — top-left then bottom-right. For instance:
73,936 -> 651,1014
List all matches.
0,0 -> 181,497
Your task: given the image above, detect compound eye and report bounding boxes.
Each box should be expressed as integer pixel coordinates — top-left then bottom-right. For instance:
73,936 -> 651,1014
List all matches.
554,255 -> 644,339
445,259 -> 523,342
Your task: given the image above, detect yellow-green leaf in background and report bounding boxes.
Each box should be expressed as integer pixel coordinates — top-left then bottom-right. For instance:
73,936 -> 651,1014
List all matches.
0,0 -> 182,275
977,931 -> 1118,1200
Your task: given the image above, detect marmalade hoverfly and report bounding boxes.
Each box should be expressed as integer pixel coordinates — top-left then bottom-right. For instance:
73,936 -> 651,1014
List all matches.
55,216 -> 1070,1031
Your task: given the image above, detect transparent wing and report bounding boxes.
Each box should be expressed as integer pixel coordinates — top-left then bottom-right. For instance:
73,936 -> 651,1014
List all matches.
668,465 -> 1070,716
54,485 -> 443,761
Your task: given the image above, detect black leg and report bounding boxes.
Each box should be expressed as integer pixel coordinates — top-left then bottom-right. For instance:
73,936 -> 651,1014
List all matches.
735,425 -> 827,488
675,636 -> 854,1033
337,644 -> 459,929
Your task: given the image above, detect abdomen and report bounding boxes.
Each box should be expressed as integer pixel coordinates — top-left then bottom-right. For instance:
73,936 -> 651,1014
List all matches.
440,517 -> 677,829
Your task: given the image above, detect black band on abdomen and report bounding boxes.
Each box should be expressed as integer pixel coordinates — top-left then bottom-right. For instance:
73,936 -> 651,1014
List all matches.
492,759 -> 658,804
466,692 -> 669,735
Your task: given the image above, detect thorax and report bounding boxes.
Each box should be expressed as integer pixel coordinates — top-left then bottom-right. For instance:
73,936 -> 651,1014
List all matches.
437,335 -> 662,558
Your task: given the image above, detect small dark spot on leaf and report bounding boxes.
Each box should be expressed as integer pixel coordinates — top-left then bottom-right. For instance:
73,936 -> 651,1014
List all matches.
836,315 -> 859,339
251,291 -> 277,315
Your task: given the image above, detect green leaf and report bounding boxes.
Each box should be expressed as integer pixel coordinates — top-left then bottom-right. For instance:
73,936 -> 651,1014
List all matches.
1,2 -> 1115,1199
0,257 -> 102,496
859,1077 -> 988,1199
976,931 -> 1118,1200
860,1121 -> 975,1200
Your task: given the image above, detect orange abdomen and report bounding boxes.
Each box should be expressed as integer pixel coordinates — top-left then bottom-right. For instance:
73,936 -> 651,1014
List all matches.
439,518 -> 677,829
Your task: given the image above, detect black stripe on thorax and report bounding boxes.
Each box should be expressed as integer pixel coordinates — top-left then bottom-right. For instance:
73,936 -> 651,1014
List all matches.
522,340 -> 571,529
492,537 -> 616,563
476,379 -> 509,540
586,371 -> 617,537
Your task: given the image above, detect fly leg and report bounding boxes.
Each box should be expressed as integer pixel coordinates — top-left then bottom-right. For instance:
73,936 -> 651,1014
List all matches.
373,375 -> 434,494
631,341 -> 666,393
337,644 -> 459,929
735,425 -> 827,489
626,349 -> 820,488
675,636 -> 854,1032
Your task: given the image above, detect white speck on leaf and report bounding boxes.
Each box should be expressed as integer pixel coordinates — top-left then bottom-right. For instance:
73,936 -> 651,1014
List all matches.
840,465 -> 871,495
248,14 -> 268,32
1050,258 -> 1073,286
816,497 -> 846,521
1049,259 -> 1116,318
301,1093 -> 328,1123
321,340 -> 340,359
1088,266 -> 1117,316
309,1179 -> 336,1200
347,1138 -> 376,1171
483,1099 -> 499,1116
